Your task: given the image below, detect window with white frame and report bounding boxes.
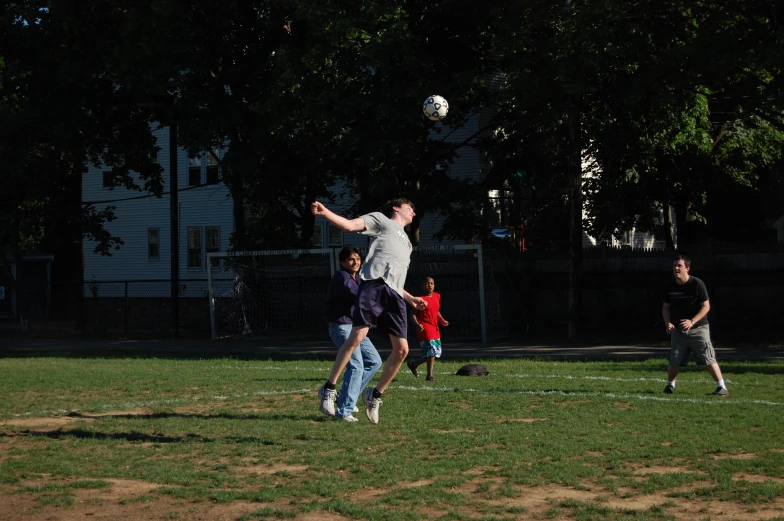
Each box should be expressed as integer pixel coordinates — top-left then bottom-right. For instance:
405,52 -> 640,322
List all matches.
206,227 -> 220,269
310,224 -> 323,247
327,224 -> 343,247
188,155 -> 201,186
187,227 -> 202,268
148,228 -> 160,259
206,150 -> 220,184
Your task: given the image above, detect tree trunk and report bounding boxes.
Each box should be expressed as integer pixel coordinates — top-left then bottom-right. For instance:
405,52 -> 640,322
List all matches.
566,107 -> 583,341
673,198 -> 689,250
409,214 -> 421,245
299,172 -> 318,247
227,136 -> 249,250
663,202 -> 675,251
232,187 -> 248,249
72,153 -> 87,330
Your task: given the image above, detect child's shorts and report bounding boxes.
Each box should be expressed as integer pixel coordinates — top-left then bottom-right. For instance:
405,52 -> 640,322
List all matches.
419,338 -> 442,359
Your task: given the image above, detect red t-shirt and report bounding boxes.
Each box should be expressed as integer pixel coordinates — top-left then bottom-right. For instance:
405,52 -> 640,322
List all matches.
415,292 -> 441,341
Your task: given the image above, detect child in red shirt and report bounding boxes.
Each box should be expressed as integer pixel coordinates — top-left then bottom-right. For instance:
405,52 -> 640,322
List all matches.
407,276 -> 449,381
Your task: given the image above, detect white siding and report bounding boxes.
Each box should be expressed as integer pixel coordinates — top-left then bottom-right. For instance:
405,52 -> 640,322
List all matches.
82,127 -> 234,284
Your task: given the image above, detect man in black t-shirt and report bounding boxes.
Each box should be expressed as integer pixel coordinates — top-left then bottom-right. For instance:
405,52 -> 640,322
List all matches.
662,255 -> 728,396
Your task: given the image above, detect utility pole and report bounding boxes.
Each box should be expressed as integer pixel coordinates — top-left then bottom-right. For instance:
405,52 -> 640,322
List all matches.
168,103 -> 179,337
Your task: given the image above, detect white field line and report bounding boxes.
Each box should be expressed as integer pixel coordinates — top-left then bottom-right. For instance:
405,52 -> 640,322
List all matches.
227,365 -> 745,387
391,385 -> 784,406
8,382 -> 782,420
511,373 -> 739,386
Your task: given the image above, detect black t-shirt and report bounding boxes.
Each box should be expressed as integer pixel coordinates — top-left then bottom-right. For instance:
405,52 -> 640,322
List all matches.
663,276 -> 709,327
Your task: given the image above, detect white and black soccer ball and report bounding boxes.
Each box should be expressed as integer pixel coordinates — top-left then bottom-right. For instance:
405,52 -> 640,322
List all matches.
423,95 -> 449,121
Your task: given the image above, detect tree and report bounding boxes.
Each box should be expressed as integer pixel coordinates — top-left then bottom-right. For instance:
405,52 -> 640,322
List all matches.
582,1 -> 784,248
485,0 -> 784,338
1,2 -> 163,327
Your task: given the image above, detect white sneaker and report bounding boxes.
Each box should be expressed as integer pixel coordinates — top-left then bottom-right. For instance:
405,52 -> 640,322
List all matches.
362,388 -> 382,425
319,384 -> 337,417
336,414 -> 359,423
353,406 -> 359,413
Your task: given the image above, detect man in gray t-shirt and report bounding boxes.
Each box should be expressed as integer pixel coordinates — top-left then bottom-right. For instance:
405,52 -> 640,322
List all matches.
312,198 -> 427,424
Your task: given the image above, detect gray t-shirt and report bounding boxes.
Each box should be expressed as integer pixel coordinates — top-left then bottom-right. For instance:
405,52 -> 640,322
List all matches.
358,212 -> 412,296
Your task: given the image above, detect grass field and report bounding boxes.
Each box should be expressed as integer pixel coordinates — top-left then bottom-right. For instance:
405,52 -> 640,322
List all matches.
1,355 -> 783,521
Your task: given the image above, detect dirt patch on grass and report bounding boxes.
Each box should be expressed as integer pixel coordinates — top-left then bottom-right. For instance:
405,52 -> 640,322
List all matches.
1,408 -> 152,432
554,399 -> 592,406
75,408 -> 151,419
464,466 -> 500,476
5,471 -> 784,521
713,452 -> 756,460
2,474 -> 300,521
234,463 -> 310,476
1,416 -> 84,430
497,417 -> 547,424
733,473 -> 784,484
631,465 -> 698,475
294,514 -> 351,521
482,482 -> 784,520
472,443 -> 506,452
0,492 -> 272,521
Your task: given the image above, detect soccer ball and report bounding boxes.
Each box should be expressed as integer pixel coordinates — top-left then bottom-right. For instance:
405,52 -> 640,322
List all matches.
423,95 -> 449,121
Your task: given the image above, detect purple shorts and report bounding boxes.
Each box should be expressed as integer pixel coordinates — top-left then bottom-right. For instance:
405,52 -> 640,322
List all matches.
352,279 -> 408,339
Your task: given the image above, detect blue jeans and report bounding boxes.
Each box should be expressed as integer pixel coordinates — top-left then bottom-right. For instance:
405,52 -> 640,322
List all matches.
328,322 -> 382,418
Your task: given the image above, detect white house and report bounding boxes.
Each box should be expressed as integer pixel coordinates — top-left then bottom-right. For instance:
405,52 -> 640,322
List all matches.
82,127 -> 234,294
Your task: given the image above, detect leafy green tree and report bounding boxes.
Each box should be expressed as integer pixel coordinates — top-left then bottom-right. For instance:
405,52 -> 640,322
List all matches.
484,0 -> 783,337
583,1 -> 784,248
1,2 -> 162,326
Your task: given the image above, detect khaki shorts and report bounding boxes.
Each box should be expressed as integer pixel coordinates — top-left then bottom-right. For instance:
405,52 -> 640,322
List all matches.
669,326 -> 717,366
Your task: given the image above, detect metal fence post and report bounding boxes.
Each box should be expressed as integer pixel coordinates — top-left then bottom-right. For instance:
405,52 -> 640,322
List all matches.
124,280 -> 129,336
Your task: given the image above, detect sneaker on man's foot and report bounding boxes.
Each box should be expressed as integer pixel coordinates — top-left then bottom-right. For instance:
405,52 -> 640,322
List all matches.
335,414 -> 359,423
353,406 -> 359,413
318,384 -> 337,416
363,388 -> 382,425
407,360 -> 419,378
663,383 -> 675,394
425,375 -> 435,382
711,386 -> 729,397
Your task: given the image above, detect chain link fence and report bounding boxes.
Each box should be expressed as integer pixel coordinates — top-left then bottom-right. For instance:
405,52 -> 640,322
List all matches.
48,279 -> 214,335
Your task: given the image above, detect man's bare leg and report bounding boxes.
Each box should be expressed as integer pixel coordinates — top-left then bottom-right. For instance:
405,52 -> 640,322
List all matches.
706,363 -> 724,383
374,336 -> 409,393
667,365 -> 680,383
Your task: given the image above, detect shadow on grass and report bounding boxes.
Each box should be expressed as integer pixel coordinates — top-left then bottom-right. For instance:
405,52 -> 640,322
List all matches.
3,428 -> 278,444
63,411 -> 311,422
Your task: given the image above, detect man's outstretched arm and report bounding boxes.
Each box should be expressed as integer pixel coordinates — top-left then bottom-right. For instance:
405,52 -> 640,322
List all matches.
311,201 -> 366,232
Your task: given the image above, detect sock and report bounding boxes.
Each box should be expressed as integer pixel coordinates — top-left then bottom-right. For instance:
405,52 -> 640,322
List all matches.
324,382 -> 336,390
717,379 -> 725,389
667,380 -> 676,387
372,387 -> 382,399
